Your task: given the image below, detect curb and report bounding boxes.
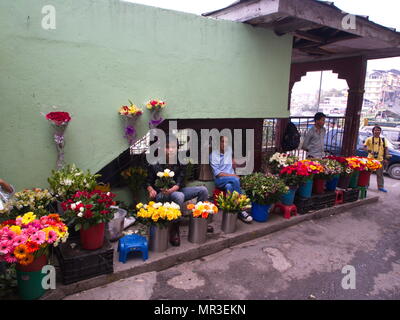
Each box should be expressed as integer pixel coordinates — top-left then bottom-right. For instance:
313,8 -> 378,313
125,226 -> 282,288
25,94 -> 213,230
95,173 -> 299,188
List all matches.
42,196 -> 379,300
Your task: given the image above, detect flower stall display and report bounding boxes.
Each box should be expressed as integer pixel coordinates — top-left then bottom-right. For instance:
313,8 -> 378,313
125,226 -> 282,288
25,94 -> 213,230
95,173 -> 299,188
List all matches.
0,188 -> 54,221
146,99 -> 166,129
325,156 -> 354,189
240,173 -> 289,222
318,158 -> 344,191
353,157 -> 383,187
121,166 -> 148,204
62,190 -> 117,250
48,164 -> 100,203
118,100 -> 143,148
186,201 -> 218,244
135,201 -> 181,252
0,213 -> 68,299
216,191 -> 251,233
45,111 -> 71,170
268,153 -> 299,174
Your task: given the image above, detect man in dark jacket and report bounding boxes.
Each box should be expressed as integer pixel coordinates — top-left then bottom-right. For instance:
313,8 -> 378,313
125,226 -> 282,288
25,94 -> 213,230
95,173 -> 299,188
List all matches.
146,138 -> 209,246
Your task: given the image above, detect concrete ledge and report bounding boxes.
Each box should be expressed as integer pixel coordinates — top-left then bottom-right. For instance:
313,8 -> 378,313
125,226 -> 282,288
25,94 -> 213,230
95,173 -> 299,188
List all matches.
42,196 -> 379,300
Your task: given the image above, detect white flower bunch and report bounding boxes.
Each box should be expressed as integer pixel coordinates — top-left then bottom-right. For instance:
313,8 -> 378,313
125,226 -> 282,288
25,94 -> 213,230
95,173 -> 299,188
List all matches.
156,169 -> 175,178
163,202 -> 180,210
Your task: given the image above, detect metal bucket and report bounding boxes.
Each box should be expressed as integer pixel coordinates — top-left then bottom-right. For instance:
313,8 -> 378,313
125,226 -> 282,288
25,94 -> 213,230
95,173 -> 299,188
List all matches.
108,208 -> 127,242
149,224 -> 169,252
221,212 -> 238,234
188,216 -> 208,244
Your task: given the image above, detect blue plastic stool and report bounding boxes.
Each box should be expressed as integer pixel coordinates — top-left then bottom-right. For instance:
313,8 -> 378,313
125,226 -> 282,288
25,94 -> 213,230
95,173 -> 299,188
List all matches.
118,234 -> 148,263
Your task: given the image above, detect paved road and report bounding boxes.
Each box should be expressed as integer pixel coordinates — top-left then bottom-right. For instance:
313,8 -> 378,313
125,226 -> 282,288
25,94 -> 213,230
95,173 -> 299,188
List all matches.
65,175 -> 400,300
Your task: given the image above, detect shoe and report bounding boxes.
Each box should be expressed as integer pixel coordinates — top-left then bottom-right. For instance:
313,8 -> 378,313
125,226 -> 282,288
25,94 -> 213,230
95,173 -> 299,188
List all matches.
207,225 -> 214,233
169,223 -> 180,246
238,211 -> 253,223
378,188 -> 388,193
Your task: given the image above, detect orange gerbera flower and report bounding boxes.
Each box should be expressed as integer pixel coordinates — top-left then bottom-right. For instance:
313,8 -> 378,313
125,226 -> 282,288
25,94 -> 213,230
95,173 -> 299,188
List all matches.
187,203 -> 195,210
26,241 -> 40,253
19,253 -> 34,266
193,209 -> 201,217
14,244 -> 28,260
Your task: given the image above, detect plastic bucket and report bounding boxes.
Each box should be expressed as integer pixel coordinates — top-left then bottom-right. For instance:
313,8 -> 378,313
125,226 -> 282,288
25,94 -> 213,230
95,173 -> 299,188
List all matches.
16,254 -> 48,300
298,179 -> 313,198
80,223 -> 105,250
338,173 -> 351,189
349,171 -> 360,189
251,202 -> 271,222
358,171 -> 371,187
326,175 -> 340,191
108,208 -> 127,242
313,178 -> 326,194
281,188 -> 297,206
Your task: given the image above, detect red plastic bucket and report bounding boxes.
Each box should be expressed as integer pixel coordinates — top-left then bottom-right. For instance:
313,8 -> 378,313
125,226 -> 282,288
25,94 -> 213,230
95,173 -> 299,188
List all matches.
313,178 -> 326,194
358,171 -> 371,187
80,223 -> 105,250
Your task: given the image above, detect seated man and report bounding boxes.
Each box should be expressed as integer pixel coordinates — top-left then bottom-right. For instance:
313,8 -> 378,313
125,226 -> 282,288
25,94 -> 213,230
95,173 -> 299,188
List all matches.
0,178 -> 14,211
209,136 -> 252,223
146,137 -> 210,246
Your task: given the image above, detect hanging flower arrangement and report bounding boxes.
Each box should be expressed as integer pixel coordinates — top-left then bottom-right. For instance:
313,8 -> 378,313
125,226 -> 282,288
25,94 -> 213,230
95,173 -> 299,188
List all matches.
45,110 -> 71,170
118,100 -> 143,147
146,99 -> 166,129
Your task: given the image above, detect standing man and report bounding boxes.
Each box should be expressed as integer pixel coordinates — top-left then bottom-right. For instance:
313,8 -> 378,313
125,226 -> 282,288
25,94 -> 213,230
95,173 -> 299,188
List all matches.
146,137 -> 210,246
209,136 -> 253,223
363,126 -> 389,192
302,112 -> 327,159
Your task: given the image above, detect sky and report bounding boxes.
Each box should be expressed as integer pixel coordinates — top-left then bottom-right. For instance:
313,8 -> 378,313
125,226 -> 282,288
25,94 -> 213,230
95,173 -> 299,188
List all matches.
123,0 -> 400,93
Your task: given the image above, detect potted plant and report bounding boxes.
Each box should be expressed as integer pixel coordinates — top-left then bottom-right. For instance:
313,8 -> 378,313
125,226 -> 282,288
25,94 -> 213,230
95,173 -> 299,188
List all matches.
48,164 -> 101,207
295,160 -> 324,198
319,158 -> 343,191
357,157 -> 383,187
325,156 -> 353,189
215,191 -> 250,233
62,190 -> 117,250
241,173 -> 289,222
0,213 -> 68,300
135,201 -> 181,252
268,153 -> 299,175
0,188 -> 54,221
346,157 -> 365,188
120,166 -> 148,205
186,201 -> 218,244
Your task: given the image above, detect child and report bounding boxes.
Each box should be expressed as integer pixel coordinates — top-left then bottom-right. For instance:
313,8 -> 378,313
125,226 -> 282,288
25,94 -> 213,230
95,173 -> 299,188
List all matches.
0,178 -> 14,210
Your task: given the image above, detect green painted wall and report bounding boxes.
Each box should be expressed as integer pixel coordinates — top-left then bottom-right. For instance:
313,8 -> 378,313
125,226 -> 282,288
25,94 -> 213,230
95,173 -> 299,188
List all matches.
0,0 -> 292,192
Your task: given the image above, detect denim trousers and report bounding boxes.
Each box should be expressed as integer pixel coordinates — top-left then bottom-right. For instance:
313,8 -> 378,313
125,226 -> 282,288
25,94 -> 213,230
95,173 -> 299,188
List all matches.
214,176 -> 242,193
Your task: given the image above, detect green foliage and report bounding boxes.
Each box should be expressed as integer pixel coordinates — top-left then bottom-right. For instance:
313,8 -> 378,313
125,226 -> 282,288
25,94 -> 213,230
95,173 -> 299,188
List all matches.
48,164 -> 100,201
240,173 -> 289,205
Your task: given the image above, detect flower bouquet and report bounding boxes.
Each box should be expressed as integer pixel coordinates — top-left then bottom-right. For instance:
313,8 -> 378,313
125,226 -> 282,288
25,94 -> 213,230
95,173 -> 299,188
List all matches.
121,166 -> 148,203
146,99 -> 166,129
155,169 -> 176,190
352,157 -> 383,187
279,161 -> 316,187
136,201 -> 182,252
0,188 -> 54,220
325,156 -> 353,189
186,201 -> 218,244
0,212 -> 68,299
118,100 -> 143,147
48,164 -> 100,202
62,190 -> 117,250
268,153 -> 299,174
216,191 -> 250,233
45,111 -> 71,169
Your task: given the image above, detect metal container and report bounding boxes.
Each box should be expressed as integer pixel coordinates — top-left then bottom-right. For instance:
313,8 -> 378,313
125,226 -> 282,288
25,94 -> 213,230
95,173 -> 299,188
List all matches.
149,224 -> 169,252
188,216 -> 208,244
221,212 -> 238,234
107,208 -> 127,242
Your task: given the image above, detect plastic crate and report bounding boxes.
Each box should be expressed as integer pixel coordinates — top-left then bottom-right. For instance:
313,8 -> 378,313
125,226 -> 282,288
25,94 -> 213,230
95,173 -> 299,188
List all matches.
294,197 -> 313,215
343,188 -> 359,203
311,191 -> 336,210
55,237 -> 114,285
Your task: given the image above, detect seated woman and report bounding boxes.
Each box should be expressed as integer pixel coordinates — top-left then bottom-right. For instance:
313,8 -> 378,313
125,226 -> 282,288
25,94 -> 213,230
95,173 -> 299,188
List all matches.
209,136 -> 252,223
145,137 -> 210,246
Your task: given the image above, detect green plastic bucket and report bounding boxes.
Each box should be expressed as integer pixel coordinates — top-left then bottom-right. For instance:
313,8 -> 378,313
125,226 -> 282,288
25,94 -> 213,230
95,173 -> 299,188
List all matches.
16,269 -> 46,300
349,171 -> 360,189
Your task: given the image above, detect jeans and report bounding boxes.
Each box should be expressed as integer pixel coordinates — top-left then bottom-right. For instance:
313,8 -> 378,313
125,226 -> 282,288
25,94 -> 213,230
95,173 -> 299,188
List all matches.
155,186 -> 209,209
214,176 -> 242,194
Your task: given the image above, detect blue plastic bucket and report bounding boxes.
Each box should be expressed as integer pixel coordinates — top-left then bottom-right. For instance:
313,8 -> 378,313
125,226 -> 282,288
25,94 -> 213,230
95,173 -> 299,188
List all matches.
281,188 -> 297,205
326,175 -> 340,191
298,179 -> 313,198
251,202 -> 271,222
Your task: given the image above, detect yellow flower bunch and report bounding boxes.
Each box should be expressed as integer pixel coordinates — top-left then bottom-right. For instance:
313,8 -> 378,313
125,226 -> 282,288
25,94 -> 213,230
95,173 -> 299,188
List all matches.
119,100 -> 143,117
136,201 -> 181,225
216,191 -> 251,213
